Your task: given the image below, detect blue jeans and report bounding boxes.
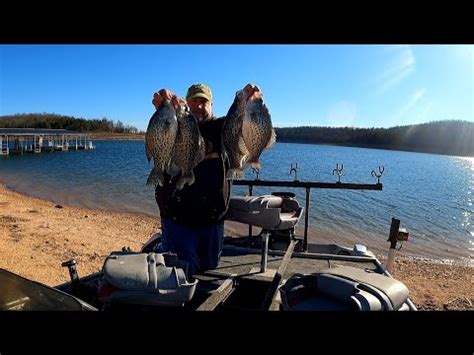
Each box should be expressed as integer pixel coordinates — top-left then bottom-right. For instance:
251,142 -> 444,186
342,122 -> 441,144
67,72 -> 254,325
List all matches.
155,217 -> 224,277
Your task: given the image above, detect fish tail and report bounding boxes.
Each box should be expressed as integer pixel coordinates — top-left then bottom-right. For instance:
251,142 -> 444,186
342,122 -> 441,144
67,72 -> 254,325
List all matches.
146,168 -> 164,187
246,156 -> 261,170
175,172 -> 195,190
226,168 -> 244,179
228,153 -> 244,171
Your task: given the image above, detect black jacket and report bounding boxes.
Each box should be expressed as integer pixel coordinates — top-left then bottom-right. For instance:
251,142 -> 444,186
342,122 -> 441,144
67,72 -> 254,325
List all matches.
155,116 -> 231,226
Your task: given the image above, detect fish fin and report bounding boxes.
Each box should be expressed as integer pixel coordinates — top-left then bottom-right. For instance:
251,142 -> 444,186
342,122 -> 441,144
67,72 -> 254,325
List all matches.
145,143 -> 152,162
266,129 -> 276,149
146,168 -> 164,187
238,135 -> 249,155
175,173 -> 195,190
245,158 -> 261,171
196,138 -> 206,163
239,154 -> 248,168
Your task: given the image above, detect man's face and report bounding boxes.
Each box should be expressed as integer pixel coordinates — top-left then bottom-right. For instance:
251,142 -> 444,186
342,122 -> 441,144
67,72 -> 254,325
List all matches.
187,97 -> 212,122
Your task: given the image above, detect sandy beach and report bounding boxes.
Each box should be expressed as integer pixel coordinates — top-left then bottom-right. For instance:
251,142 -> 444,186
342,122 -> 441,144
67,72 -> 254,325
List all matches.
0,183 -> 472,310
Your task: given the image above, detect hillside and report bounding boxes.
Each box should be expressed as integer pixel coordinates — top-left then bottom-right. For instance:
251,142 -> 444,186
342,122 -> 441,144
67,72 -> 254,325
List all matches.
275,120 -> 474,157
1,114 -> 472,156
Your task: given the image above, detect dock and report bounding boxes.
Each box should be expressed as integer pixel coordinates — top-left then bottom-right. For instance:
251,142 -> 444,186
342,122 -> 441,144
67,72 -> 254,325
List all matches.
0,128 -> 94,156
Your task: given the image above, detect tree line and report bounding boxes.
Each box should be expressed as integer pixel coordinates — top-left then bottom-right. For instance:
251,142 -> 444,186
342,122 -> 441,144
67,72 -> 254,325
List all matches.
275,120 -> 473,157
0,114 -> 472,156
0,113 -> 140,133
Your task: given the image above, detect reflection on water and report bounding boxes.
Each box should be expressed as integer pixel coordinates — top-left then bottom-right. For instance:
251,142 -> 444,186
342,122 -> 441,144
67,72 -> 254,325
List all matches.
0,141 -> 472,263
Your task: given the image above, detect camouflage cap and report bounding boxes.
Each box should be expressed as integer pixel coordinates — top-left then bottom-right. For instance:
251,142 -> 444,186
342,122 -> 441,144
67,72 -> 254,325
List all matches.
186,83 -> 213,102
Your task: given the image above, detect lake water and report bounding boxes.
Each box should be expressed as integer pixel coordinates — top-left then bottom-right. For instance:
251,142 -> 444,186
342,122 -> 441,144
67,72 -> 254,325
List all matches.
1,141 -> 472,263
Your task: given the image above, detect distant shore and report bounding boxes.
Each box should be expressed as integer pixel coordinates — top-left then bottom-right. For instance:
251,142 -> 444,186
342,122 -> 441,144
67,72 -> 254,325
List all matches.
88,132 -> 473,158
90,132 -> 145,140
275,139 -> 474,158
0,183 -> 472,310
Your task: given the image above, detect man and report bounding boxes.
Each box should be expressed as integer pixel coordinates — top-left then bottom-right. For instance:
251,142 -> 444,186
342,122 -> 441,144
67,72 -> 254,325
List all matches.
152,83 -> 258,278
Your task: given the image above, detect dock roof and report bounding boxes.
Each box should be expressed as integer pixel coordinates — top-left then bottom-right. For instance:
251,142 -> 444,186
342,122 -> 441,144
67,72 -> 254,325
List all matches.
0,128 -> 90,135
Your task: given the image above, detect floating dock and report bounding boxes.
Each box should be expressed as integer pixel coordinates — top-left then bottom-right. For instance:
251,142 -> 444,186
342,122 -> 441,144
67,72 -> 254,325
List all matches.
0,128 -> 94,156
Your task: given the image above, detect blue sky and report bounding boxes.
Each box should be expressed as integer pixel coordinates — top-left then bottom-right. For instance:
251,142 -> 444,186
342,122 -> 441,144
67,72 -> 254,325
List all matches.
0,45 -> 472,131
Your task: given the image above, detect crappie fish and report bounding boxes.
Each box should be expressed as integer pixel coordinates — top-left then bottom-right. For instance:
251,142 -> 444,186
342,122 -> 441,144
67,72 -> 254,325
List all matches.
241,87 -> 276,171
168,102 -> 206,190
222,90 -> 248,179
145,99 -> 178,186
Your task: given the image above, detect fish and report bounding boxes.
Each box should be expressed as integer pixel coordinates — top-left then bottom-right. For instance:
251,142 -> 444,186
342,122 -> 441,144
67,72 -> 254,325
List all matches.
145,98 -> 179,186
222,85 -> 276,179
222,89 -> 249,179
241,86 -> 276,171
168,101 -> 206,190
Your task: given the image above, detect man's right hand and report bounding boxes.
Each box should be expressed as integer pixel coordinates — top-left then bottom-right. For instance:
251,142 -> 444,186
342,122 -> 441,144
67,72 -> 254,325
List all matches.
152,89 -> 181,110
243,83 -> 261,100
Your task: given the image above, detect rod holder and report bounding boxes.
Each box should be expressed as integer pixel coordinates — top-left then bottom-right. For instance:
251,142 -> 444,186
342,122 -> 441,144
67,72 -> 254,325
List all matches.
332,163 -> 344,183
371,166 -> 384,184
290,163 -> 298,181
252,167 -> 260,180
61,259 -> 79,288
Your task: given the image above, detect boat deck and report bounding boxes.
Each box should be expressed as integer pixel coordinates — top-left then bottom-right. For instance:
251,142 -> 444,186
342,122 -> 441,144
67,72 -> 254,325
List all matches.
210,245 -> 378,278
182,238 -> 382,311
55,235 -> 405,311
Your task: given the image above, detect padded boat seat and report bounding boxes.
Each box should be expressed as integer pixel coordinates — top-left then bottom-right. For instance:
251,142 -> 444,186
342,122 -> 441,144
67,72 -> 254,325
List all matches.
226,195 -> 303,230
279,266 -> 410,311
98,252 -> 197,307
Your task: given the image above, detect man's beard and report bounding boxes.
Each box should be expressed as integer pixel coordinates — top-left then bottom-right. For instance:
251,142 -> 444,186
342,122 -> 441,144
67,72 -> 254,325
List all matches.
193,111 -> 210,121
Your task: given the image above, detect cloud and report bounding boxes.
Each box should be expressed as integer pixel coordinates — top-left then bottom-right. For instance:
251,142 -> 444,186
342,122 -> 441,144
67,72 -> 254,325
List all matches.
326,101 -> 357,127
394,89 -> 428,124
376,46 -> 415,93
399,88 -> 427,115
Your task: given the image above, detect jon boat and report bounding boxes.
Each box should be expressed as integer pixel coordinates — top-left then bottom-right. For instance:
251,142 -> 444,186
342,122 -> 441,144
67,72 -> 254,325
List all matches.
0,173 -> 416,311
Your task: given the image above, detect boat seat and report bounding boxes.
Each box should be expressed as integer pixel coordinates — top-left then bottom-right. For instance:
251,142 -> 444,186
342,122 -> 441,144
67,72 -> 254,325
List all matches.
226,195 -> 303,230
98,252 -> 198,307
226,194 -> 304,273
279,266 -> 410,311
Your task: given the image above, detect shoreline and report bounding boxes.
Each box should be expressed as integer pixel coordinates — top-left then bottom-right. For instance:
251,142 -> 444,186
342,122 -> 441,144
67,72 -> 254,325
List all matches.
3,177 -> 470,265
0,183 -> 472,310
90,132 -> 145,140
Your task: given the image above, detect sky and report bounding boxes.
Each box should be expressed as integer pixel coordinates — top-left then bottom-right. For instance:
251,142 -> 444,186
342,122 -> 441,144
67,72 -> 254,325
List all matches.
0,45 -> 472,132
